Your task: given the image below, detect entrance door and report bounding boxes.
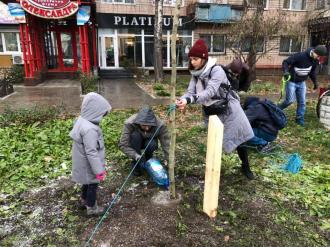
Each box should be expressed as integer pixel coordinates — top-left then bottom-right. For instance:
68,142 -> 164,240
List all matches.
44,28 -> 78,71
100,35 -> 119,68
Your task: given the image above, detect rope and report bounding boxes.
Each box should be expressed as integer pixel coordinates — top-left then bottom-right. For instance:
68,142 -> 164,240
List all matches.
84,104 -> 176,247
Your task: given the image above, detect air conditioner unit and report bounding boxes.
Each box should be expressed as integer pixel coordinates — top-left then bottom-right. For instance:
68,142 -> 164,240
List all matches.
12,54 -> 24,65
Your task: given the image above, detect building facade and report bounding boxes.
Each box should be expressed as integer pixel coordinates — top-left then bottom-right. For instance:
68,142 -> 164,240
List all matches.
0,0 -> 329,82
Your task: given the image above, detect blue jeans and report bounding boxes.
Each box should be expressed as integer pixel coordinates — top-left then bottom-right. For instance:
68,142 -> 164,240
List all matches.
247,128 -> 277,146
278,81 -> 306,121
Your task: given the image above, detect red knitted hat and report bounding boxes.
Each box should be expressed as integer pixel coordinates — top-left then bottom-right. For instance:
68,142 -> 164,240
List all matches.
188,39 -> 208,59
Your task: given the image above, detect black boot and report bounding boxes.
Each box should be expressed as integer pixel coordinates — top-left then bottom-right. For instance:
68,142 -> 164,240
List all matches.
131,160 -> 143,176
241,163 -> 255,180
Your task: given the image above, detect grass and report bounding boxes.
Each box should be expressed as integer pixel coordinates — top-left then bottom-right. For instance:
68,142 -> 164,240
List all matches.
0,102 -> 329,246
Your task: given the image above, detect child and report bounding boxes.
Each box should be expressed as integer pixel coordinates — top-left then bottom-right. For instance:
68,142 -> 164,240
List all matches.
69,92 -> 112,216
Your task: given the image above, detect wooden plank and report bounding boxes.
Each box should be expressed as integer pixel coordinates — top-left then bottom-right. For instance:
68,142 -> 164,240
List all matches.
203,115 -> 224,218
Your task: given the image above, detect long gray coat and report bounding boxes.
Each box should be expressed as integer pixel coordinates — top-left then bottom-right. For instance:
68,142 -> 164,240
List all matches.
69,93 -> 112,184
181,58 -> 253,153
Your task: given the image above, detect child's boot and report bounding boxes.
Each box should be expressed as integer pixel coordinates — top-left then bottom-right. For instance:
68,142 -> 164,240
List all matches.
86,202 -> 105,216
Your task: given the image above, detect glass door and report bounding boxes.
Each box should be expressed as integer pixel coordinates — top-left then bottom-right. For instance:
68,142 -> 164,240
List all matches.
100,35 -> 118,68
45,28 -> 78,71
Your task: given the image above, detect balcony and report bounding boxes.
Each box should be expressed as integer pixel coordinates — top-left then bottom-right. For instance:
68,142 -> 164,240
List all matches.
187,2 -> 243,23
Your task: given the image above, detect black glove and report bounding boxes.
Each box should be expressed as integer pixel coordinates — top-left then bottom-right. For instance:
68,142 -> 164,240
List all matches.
313,83 -> 319,90
283,72 -> 290,81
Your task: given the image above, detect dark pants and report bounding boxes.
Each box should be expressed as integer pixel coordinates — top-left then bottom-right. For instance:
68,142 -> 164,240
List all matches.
237,145 -> 250,169
130,130 -> 158,169
81,184 -> 98,207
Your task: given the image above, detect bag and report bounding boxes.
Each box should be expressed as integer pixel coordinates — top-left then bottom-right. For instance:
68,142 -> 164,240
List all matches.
207,63 -> 250,92
203,100 -> 228,115
260,99 -> 288,130
143,158 -> 169,189
197,65 -> 232,115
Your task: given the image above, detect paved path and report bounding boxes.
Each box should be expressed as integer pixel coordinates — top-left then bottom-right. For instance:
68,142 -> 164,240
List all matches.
0,79 -> 82,114
0,79 -> 170,114
101,79 -> 169,109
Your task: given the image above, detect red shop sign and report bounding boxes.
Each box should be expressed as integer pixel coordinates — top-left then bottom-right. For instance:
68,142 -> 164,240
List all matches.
20,0 -> 78,19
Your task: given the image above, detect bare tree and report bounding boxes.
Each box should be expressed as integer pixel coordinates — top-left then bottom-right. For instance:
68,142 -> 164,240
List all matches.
226,0 -> 296,81
168,0 -> 182,199
154,0 -> 164,83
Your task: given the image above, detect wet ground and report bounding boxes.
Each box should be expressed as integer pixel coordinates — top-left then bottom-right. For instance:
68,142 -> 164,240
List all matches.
0,79 -> 169,114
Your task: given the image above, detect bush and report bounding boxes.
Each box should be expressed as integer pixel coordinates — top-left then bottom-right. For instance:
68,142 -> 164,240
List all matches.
156,90 -> 171,97
0,105 -> 66,127
153,83 -> 165,91
80,72 -> 98,94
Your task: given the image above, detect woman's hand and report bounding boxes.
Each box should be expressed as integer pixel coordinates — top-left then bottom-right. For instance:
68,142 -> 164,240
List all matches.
176,98 -> 187,110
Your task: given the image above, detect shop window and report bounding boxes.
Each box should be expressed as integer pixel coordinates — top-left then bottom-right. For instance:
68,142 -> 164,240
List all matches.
279,36 -> 302,54
170,36 -> 192,67
0,35 -> 3,52
200,34 -> 225,53
0,32 -> 20,53
283,0 -> 306,10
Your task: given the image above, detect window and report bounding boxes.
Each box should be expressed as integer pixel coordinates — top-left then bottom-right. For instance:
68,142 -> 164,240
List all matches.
200,34 -> 225,53
279,36 -> 302,53
237,37 -> 264,53
283,0 -> 306,10
248,0 -> 268,9
316,0 -> 325,9
101,0 -> 134,3
0,36 -> 3,52
0,32 -> 20,53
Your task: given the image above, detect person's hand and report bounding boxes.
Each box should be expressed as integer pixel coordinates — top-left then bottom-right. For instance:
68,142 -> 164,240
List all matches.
135,154 -> 142,161
176,98 -> 187,110
283,72 -> 290,81
96,171 -> 106,181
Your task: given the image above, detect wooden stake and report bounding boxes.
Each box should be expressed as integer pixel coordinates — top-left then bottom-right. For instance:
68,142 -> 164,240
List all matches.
203,115 -> 224,218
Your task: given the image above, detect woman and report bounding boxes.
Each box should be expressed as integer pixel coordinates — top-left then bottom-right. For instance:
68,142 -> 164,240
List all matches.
176,39 -> 255,179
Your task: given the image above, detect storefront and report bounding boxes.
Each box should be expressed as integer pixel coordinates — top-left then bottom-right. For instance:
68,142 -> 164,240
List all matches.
2,0 -> 97,84
0,1 -> 21,67
96,13 -> 194,69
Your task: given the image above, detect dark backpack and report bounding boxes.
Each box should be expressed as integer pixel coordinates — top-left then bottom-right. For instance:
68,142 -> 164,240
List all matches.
207,65 -> 249,91
260,99 -> 288,130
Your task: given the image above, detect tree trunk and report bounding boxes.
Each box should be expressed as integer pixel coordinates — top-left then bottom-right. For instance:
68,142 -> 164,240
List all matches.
154,0 -> 164,83
247,0 -> 264,82
168,0 -> 181,199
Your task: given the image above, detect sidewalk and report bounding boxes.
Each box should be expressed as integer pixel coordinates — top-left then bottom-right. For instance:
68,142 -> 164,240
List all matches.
0,79 -> 170,114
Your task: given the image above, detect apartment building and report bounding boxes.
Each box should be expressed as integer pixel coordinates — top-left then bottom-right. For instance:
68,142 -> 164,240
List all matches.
96,0 -> 329,73
0,0 -> 328,82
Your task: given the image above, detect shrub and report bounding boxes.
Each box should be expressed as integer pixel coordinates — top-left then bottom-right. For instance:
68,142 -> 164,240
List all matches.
80,72 -> 98,94
0,105 -> 67,127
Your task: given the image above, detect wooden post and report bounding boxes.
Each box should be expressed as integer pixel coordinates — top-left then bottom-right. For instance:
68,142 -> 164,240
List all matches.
203,115 -> 224,218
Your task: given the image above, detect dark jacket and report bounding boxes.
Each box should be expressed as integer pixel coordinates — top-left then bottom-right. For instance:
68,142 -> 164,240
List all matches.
244,98 -> 279,137
119,107 -> 170,161
282,47 -> 319,86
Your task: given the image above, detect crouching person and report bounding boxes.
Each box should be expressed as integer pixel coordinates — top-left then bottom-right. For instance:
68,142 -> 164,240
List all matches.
70,92 -> 112,216
119,106 -> 170,176
243,97 -> 284,151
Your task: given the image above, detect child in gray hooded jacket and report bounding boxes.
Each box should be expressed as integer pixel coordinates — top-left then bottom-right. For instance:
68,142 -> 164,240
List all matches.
69,92 -> 112,216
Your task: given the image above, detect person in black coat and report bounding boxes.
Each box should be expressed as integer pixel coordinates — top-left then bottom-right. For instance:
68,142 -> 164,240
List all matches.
278,45 -> 328,126
243,97 -> 280,148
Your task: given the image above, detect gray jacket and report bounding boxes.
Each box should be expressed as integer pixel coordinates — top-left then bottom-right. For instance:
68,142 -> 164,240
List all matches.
69,93 -> 112,184
181,58 -> 253,153
119,107 -> 170,161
